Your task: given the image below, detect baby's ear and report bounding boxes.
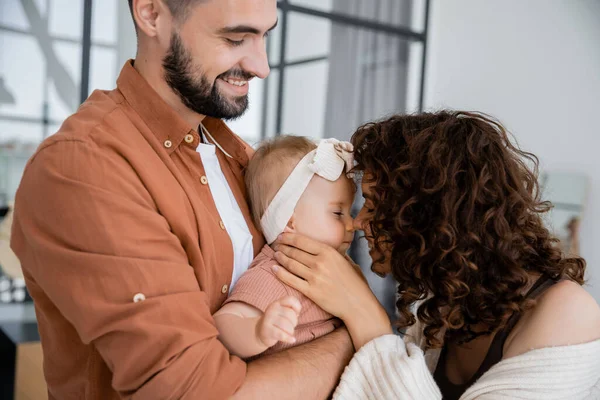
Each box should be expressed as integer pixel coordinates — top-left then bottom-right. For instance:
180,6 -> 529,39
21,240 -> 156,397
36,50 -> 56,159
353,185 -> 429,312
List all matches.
283,214 -> 297,233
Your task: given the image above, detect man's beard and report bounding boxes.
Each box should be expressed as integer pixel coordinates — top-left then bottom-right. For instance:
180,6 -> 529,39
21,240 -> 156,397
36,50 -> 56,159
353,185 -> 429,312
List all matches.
162,31 -> 252,120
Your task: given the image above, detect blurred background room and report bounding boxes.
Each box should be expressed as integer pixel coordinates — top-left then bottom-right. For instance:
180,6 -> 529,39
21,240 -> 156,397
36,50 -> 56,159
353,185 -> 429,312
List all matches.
0,0 -> 598,398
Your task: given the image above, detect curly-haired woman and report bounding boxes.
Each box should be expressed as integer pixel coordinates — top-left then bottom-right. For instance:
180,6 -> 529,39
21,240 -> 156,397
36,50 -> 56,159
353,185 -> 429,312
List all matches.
272,111 -> 600,399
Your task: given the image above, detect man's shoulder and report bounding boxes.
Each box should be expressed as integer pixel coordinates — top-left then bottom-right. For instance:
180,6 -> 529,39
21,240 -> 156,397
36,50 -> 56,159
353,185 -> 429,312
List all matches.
29,88 -> 144,168
37,89 -> 127,153
19,88 -> 152,192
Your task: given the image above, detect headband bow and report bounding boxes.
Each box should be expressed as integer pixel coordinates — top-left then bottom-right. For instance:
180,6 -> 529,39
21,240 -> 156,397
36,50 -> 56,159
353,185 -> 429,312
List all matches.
260,138 -> 354,244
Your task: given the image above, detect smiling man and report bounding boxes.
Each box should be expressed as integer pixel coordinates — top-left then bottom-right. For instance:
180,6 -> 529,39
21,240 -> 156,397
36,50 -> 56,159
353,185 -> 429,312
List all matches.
10,1 -> 353,399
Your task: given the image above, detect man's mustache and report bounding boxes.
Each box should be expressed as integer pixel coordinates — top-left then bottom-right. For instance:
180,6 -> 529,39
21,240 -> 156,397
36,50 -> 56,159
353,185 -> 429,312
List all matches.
218,69 -> 255,81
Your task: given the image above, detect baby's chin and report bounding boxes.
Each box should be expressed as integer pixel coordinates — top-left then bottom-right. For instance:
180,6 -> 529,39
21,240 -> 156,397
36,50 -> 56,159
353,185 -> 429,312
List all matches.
337,242 -> 351,254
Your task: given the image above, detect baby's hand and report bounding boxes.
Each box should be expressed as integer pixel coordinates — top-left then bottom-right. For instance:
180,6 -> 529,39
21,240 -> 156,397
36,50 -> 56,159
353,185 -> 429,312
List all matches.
256,296 -> 302,348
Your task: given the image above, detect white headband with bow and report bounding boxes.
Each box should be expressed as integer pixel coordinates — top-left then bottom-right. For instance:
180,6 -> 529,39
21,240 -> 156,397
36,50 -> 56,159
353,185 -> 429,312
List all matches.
260,138 -> 354,244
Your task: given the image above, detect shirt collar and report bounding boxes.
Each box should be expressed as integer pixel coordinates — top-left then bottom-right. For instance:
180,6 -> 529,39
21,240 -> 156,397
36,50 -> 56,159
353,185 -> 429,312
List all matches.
116,60 -> 248,164
261,244 -> 275,259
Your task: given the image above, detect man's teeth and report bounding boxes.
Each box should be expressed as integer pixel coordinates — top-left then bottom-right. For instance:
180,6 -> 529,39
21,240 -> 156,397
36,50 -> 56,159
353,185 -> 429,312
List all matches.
224,78 -> 248,86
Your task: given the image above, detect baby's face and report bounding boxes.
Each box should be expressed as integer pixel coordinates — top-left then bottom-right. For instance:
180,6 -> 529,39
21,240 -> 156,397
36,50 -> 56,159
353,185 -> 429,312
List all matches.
291,174 -> 355,253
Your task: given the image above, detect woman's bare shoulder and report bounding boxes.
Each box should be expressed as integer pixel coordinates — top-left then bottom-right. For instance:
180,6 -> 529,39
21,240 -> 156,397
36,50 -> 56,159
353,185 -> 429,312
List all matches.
504,280 -> 600,358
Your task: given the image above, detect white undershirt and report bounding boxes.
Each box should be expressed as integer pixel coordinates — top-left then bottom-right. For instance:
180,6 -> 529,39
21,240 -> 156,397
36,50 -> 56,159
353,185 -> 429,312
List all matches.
196,136 -> 253,292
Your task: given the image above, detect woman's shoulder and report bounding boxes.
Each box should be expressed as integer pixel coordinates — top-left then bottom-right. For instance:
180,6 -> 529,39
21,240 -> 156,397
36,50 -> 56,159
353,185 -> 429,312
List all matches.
504,279 -> 600,358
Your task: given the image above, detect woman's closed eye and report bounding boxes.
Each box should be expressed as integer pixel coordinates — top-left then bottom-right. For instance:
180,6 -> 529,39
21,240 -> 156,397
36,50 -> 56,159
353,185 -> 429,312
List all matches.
362,205 -> 374,214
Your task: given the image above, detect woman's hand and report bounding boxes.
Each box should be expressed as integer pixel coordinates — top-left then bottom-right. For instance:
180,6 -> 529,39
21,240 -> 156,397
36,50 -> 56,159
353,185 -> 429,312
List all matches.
272,233 -> 392,349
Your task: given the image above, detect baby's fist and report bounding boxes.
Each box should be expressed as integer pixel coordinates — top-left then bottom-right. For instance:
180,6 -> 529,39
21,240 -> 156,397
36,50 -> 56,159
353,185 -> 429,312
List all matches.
257,296 -> 302,348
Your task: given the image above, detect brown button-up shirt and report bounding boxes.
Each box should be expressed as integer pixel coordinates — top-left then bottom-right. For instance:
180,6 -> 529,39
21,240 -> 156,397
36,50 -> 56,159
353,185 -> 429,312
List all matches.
11,60 -> 265,399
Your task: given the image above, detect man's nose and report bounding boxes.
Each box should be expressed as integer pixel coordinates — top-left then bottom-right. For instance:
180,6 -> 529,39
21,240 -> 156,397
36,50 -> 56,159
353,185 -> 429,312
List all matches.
240,40 -> 270,80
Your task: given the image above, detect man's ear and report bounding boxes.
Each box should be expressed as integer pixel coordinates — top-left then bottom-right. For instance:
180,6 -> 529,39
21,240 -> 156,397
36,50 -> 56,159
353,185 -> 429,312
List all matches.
132,0 -> 168,38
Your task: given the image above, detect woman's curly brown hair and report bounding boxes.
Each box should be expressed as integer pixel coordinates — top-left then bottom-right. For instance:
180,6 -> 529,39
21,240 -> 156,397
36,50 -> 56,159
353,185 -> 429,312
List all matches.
351,110 -> 586,349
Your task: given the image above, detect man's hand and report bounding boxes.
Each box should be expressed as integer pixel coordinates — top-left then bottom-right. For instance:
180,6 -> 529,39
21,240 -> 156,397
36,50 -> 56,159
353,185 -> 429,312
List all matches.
257,296 -> 302,348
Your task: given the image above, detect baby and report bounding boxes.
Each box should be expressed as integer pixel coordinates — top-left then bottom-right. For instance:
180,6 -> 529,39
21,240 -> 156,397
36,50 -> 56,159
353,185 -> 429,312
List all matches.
213,135 -> 355,359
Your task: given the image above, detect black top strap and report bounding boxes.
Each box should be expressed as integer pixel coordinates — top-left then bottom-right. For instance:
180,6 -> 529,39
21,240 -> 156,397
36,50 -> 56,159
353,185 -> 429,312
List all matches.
434,275 -> 557,400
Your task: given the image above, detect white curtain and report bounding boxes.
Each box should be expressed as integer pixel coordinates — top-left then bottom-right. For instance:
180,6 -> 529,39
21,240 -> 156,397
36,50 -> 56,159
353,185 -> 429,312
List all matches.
325,0 -> 414,319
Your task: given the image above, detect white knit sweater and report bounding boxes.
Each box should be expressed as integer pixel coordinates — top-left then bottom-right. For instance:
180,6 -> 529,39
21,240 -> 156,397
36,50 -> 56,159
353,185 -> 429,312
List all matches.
334,324 -> 600,399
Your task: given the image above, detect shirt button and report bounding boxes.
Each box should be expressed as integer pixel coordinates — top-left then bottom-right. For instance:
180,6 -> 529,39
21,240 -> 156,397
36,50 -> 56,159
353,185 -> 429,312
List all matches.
200,175 -> 208,185
184,134 -> 194,144
133,293 -> 146,303
164,140 -> 172,149
221,284 -> 228,294
219,220 -> 225,230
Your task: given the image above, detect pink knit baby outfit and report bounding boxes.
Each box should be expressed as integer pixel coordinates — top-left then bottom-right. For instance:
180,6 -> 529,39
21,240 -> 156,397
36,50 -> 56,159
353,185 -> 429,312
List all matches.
224,245 -> 341,357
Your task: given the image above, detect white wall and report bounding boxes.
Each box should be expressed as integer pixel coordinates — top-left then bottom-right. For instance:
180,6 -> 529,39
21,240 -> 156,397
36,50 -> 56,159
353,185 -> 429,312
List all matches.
424,0 -> 600,302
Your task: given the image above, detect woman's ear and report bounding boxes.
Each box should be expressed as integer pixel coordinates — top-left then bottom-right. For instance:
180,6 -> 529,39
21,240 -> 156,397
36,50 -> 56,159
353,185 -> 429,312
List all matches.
283,214 -> 297,233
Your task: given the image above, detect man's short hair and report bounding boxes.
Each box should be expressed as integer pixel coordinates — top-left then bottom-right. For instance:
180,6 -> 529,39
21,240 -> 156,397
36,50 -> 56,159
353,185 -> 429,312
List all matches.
127,0 -> 204,25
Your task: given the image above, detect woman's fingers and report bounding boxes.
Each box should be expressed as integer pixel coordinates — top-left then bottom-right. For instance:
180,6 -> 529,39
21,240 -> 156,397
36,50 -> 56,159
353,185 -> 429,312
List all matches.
273,243 -> 317,268
275,232 -> 325,255
272,263 -> 311,295
273,251 -> 314,281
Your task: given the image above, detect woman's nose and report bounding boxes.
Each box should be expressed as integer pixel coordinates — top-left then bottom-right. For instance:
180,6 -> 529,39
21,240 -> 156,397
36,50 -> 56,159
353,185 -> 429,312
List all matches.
352,215 -> 364,232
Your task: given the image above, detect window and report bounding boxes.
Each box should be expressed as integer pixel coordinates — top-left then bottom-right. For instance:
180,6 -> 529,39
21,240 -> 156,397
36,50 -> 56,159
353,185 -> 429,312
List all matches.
231,0 -> 429,150
0,0 -> 430,317
0,0 -> 132,203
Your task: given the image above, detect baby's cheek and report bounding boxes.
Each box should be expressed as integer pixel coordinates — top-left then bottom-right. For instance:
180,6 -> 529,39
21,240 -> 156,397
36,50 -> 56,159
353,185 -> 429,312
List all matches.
299,216 -> 328,242
321,222 -> 346,249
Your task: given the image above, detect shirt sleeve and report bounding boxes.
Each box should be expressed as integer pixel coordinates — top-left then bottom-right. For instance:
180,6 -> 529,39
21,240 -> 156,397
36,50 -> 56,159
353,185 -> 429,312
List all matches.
333,335 -> 442,400
11,140 -> 245,399
225,265 -> 290,312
